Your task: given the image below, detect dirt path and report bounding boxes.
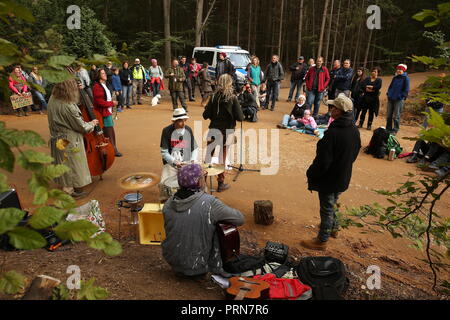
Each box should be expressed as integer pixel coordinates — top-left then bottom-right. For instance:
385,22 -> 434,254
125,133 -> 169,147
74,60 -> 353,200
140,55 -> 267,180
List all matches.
1,71 -> 448,300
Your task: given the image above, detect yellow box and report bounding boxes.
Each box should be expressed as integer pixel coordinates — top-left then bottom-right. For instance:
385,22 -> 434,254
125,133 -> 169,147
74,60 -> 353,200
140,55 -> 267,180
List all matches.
138,203 -> 166,245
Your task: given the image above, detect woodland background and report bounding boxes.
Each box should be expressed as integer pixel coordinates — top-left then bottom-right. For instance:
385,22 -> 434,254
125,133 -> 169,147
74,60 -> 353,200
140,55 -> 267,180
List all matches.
5,0 -> 448,72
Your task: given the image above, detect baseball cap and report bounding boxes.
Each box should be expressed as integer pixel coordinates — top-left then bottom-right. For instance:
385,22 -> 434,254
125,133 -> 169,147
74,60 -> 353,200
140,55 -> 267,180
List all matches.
326,93 -> 353,112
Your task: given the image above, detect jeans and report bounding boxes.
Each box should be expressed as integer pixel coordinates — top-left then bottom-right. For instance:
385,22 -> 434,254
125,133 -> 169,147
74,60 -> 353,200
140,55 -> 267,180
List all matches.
288,80 -> 303,101
251,84 -> 260,108
170,90 -> 187,110
183,79 -> 193,99
335,89 -> 350,98
318,192 -> 341,242
132,80 -> 143,104
122,84 -> 132,106
282,115 -> 304,128
306,89 -> 324,116
151,81 -> 161,97
266,80 -> 280,110
386,99 -> 404,133
33,91 -> 47,110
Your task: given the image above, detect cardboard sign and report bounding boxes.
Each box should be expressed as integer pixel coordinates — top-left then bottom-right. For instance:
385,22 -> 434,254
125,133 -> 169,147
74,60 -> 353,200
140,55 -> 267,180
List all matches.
10,92 -> 33,110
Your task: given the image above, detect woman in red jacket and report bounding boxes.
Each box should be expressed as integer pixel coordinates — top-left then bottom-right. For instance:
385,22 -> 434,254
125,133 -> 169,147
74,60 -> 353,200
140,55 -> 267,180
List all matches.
9,66 -> 30,116
93,68 -> 122,157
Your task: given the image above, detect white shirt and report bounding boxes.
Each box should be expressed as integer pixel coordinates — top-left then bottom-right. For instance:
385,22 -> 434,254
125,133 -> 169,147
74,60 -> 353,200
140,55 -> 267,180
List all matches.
101,82 -> 112,114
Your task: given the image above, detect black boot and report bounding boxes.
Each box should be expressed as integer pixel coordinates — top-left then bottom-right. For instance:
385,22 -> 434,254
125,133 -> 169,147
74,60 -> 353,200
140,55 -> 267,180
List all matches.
217,182 -> 230,192
407,153 -> 419,163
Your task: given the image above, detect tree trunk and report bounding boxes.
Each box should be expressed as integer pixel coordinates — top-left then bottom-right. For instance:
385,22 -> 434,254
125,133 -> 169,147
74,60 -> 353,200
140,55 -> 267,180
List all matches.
317,0 -> 329,58
195,0 -> 204,47
248,0 -> 253,50
278,0 -> 285,56
353,0 -> 365,66
236,0 -> 241,46
324,0 -> 334,66
363,28 -> 373,69
254,200 -> 274,225
163,0 -> 171,67
330,0 -> 341,66
148,0 -> 152,31
339,0 -> 350,61
297,0 -> 305,58
22,275 -> 61,300
227,0 -> 230,44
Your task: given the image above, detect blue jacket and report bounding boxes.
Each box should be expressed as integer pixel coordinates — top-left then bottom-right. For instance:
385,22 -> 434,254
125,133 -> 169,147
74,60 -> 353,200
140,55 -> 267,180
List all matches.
387,73 -> 410,101
111,74 -> 122,91
334,67 -> 353,91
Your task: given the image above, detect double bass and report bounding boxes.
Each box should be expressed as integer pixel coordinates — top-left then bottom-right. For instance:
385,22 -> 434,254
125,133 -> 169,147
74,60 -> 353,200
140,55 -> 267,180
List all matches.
78,87 -> 115,177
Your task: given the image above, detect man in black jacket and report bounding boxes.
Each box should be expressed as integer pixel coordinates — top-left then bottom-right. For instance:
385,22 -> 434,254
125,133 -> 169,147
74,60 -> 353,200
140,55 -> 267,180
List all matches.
302,93 -> 361,250
287,56 -> 307,102
333,59 -> 353,98
215,52 -> 235,81
264,55 -> 284,111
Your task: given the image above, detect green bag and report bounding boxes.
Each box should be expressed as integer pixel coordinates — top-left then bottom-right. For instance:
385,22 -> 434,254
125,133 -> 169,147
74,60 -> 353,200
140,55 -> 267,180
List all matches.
386,134 -> 403,158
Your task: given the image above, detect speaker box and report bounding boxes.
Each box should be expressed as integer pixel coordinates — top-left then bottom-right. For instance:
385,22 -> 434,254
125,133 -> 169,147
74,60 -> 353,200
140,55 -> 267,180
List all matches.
0,189 -> 22,210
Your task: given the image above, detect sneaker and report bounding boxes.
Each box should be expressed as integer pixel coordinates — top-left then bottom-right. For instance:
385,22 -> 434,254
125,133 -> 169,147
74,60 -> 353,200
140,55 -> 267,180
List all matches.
276,124 -> 287,129
217,182 -> 230,192
70,191 -> 87,199
300,238 -> 328,251
115,152 -> 123,157
314,129 -> 320,136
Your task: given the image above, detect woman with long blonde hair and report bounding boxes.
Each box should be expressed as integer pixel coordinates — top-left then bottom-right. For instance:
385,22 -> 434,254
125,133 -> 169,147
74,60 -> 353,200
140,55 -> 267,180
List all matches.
202,74 -> 244,192
246,56 -> 263,108
47,78 -> 99,198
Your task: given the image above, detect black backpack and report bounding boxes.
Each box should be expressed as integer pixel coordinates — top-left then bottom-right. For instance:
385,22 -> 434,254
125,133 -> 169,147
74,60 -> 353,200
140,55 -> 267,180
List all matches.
296,257 -> 349,300
223,254 -> 266,275
365,127 -> 389,158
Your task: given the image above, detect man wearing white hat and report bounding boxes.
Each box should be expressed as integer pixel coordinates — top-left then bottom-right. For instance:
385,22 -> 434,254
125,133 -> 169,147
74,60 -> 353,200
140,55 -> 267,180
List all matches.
386,64 -> 410,134
302,93 -> 361,250
159,108 -> 199,201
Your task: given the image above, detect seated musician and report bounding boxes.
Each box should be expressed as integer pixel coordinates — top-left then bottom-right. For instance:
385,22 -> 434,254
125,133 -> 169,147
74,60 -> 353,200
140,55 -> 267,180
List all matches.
162,163 -> 244,277
159,108 -> 198,201
239,84 -> 258,122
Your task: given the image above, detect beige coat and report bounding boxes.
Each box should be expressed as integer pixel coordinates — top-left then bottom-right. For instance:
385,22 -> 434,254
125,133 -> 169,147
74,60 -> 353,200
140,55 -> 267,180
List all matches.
47,96 -> 94,188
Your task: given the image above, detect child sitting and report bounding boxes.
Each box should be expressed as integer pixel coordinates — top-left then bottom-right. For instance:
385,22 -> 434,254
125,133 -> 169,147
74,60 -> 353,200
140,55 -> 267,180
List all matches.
299,109 -> 320,136
259,83 -> 267,109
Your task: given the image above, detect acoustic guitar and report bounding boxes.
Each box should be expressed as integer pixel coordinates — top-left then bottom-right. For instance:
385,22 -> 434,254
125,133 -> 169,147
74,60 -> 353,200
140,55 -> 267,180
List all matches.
216,223 -> 240,263
226,277 -> 270,300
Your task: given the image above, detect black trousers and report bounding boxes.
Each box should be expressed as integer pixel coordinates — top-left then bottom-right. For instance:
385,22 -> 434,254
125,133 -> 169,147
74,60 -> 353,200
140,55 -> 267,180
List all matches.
170,90 -> 187,110
359,96 -> 378,127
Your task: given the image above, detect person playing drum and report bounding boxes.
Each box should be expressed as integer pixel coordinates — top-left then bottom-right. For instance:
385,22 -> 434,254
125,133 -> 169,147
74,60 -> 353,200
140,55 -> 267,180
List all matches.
159,108 -> 199,201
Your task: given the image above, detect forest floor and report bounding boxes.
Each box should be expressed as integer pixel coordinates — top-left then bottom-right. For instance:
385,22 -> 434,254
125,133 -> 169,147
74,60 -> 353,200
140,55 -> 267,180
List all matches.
0,71 -> 449,300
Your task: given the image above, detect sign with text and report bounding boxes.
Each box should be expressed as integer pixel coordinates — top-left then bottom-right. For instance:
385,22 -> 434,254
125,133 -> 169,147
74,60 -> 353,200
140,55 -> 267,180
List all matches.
10,92 -> 33,110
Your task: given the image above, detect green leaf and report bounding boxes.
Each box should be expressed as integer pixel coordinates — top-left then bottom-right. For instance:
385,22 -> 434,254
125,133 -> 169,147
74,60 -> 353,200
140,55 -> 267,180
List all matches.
102,240 -> 122,256
87,233 -> 122,256
39,69 -> 72,84
40,165 -> 70,180
54,220 -> 98,242
77,278 -> 108,300
48,55 -> 76,69
29,206 -> 66,229
7,227 -> 47,250
0,173 -> 8,193
0,271 -> 26,295
0,208 -> 26,234
21,150 -> 53,164
33,186 -> 48,205
48,189 -> 75,209
0,139 -> 15,172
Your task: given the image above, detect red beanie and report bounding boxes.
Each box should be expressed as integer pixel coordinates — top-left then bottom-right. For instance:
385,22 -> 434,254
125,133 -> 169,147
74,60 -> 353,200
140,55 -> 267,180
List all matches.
396,64 -> 407,72
219,52 -> 227,58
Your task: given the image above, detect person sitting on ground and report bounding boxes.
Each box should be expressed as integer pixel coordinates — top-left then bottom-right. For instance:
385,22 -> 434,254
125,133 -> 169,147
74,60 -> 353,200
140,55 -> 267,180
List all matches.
240,84 -> 258,122
9,65 -> 30,117
279,94 -> 310,129
259,82 -> 267,108
299,109 -> 320,136
162,163 -> 244,277
28,66 -> 48,114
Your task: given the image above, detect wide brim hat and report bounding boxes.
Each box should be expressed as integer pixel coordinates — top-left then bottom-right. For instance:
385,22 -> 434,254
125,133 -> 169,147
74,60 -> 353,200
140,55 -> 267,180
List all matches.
172,108 -> 189,121
326,93 -> 353,112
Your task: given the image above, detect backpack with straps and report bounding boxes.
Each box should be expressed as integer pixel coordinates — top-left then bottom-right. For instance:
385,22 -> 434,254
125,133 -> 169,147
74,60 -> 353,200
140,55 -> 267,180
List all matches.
296,256 -> 349,300
364,127 -> 389,159
386,134 -> 403,158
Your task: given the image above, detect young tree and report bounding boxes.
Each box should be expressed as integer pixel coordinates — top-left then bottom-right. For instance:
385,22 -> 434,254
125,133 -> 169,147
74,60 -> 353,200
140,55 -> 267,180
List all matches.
297,0 -> 305,58
163,0 -> 171,67
317,0 -> 329,58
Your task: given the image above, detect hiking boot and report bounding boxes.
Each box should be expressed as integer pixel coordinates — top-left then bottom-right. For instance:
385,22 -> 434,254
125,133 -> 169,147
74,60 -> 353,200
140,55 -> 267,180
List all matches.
407,153 -> 419,163
71,191 -> 87,199
300,238 -> 328,251
277,123 -> 287,129
217,182 -> 230,192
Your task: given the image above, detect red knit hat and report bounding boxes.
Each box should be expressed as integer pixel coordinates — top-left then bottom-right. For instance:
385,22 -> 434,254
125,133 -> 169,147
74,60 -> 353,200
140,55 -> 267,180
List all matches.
219,52 -> 227,58
396,64 -> 407,72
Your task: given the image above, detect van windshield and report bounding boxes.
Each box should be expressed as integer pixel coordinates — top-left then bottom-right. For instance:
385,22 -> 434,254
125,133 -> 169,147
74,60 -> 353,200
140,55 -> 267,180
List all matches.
228,53 -> 250,68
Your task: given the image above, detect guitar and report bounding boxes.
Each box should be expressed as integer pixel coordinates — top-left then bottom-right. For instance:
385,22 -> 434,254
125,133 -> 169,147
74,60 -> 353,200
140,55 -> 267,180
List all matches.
226,277 -> 270,300
216,223 -> 240,263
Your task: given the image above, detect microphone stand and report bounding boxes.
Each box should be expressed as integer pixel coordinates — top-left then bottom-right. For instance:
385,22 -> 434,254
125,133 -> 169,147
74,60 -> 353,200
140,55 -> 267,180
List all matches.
229,121 -> 260,182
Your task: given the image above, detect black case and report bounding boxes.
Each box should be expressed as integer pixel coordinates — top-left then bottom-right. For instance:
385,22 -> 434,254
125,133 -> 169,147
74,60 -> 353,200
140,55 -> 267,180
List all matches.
264,241 -> 289,264
296,256 -> 349,300
0,189 -> 22,210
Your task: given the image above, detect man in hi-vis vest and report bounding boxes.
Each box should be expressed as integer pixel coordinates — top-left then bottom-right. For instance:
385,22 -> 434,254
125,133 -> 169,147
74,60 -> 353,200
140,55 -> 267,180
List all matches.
131,58 -> 146,105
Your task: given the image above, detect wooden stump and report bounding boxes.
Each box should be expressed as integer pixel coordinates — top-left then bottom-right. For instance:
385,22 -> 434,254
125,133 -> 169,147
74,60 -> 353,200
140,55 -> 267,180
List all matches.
22,275 -> 61,300
254,200 -> 274,225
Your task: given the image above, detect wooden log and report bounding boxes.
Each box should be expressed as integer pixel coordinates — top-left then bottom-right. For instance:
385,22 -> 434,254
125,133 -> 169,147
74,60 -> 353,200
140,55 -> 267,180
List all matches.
22,275 -> 61,300
254,200 -> 274,225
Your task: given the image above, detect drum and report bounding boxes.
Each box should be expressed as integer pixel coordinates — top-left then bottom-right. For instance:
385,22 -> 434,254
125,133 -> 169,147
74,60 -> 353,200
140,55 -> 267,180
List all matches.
123,193 -> 143,224
159,165 -> 180,203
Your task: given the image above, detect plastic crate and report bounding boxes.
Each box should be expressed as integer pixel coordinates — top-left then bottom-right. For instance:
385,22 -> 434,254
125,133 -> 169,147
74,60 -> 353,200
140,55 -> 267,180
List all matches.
138,203 -> 166,245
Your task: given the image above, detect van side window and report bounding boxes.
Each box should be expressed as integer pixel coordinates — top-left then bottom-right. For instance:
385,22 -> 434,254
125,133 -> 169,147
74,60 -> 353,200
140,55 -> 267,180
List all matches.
193,50 -> 214,65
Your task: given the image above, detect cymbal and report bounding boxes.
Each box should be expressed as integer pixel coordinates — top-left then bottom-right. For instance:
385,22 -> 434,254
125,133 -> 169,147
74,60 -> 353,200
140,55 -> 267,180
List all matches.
118,172 -> 160,190
201,163 -> 225,176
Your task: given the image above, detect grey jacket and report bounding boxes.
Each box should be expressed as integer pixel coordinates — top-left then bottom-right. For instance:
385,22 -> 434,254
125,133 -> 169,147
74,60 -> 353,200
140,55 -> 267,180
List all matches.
264,62 -> 284,82
162,191 -> 244,276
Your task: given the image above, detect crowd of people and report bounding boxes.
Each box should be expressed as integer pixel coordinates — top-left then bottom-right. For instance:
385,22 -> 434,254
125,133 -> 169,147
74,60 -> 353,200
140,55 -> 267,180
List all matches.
5,51 -> 447,280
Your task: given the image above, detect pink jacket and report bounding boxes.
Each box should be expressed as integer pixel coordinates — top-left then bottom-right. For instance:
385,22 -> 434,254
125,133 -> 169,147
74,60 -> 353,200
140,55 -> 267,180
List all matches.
300,116 -> 317,129
9,75 -> 28,94
328,116 -> 335,126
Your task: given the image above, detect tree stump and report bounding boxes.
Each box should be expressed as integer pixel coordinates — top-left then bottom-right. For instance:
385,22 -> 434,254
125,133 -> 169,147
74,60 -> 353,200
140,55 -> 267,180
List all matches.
254,200 -> 274,225
22,275 -> 61,300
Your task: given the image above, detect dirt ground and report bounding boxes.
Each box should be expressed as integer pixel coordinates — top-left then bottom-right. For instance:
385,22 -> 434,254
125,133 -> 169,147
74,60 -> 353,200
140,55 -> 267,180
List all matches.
0,71 -> 448,300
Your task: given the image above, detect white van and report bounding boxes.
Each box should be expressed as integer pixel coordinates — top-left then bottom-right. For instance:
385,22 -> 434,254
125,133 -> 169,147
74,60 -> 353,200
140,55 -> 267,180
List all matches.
192,45 -> 251,85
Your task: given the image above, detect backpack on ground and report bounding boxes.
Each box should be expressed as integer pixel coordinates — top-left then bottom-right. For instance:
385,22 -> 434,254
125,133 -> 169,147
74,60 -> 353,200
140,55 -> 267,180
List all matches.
386,134 -> 403,158
223,254 -> 266,276
296,256 -> 349,300
365,127 -> 389,158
